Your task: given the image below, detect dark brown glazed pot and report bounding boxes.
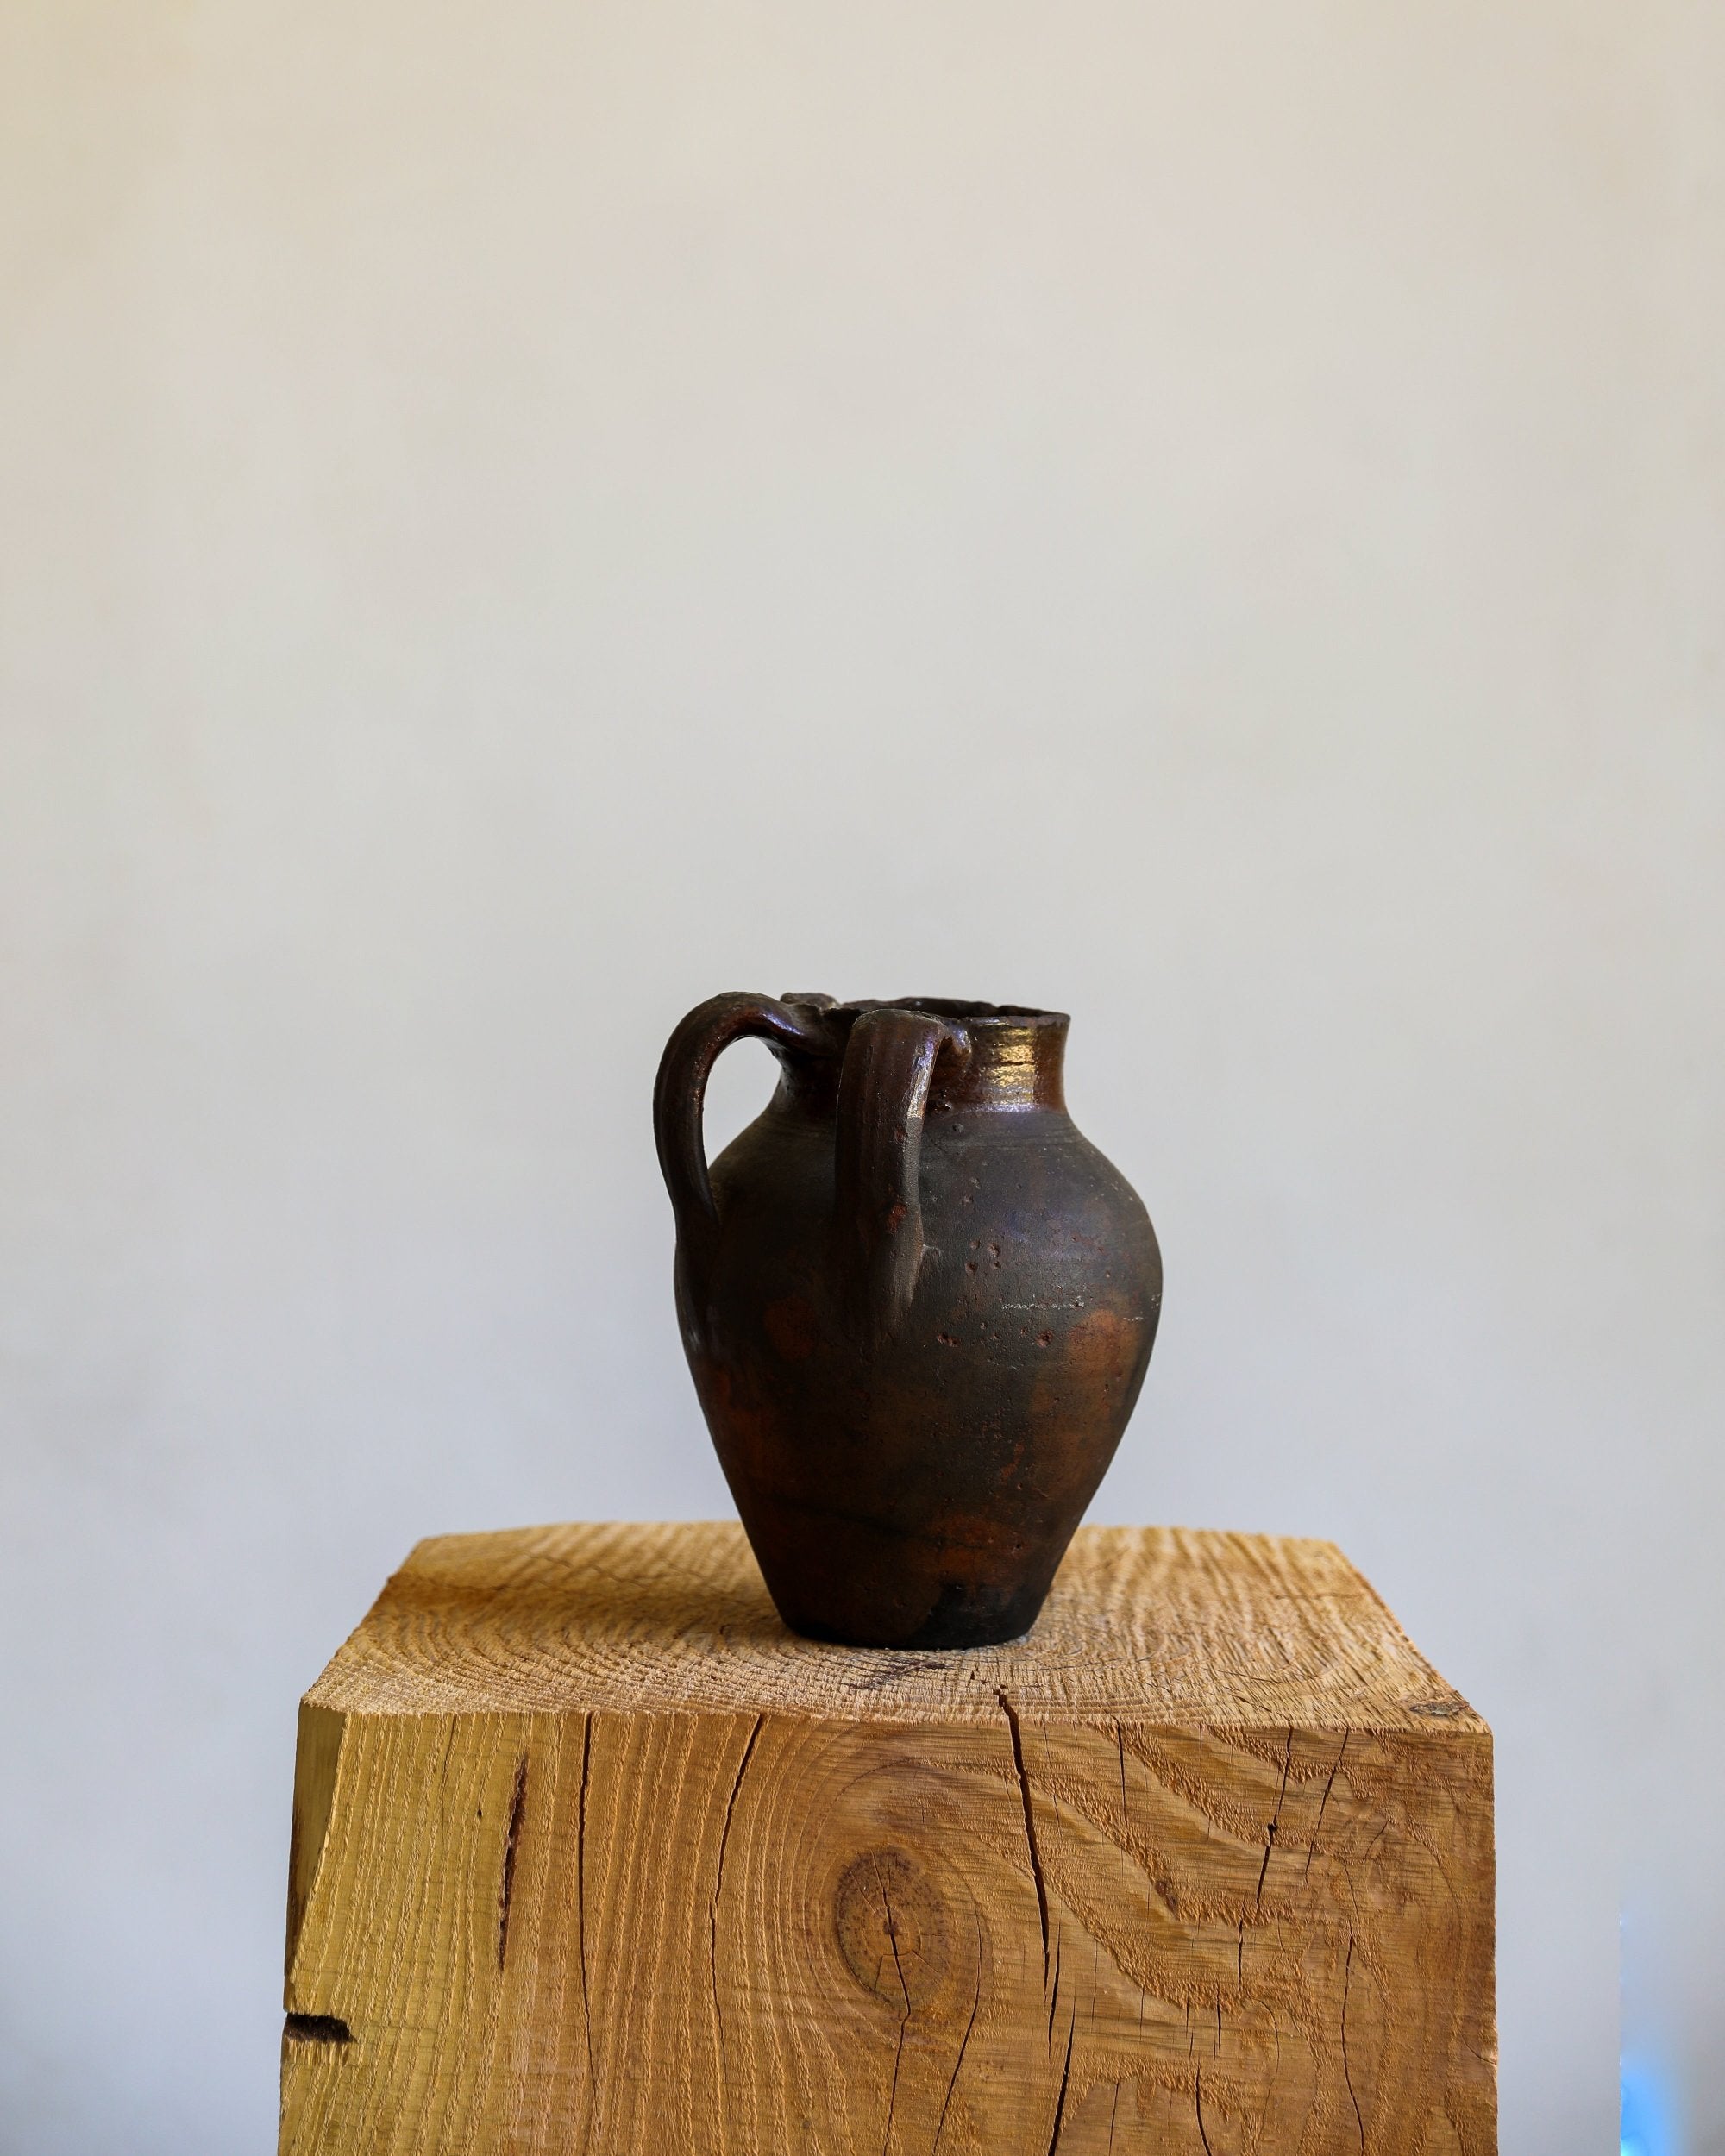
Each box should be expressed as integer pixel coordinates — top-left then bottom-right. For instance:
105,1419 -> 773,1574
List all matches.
654,993 -> 1161,1649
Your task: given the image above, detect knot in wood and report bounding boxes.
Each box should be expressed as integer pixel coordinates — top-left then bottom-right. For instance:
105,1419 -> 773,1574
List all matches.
832,1849 -> 949,2011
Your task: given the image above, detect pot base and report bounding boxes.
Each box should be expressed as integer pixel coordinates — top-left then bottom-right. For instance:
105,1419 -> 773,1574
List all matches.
781,1576 -> 1047,1652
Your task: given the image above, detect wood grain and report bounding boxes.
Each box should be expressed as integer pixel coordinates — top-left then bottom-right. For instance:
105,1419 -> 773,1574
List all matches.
281,1522 -> 1495,2154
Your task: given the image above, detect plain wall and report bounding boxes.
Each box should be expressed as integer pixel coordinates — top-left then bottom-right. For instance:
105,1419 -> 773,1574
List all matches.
3,2 -> 1722,2149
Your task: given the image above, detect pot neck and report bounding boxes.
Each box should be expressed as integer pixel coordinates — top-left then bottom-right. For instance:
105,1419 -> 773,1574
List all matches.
767,996 -> 1071,1117
863,1001 -> 1068,1112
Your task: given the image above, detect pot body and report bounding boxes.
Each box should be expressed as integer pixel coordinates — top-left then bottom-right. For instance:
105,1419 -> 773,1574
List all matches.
655,995 -> 1160,1648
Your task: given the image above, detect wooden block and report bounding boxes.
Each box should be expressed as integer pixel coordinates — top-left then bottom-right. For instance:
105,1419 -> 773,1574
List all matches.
280,1523 -> 1495,2154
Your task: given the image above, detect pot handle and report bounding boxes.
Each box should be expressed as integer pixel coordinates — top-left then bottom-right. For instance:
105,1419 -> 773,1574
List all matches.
835,1006 -> 967,1349
654,992 -> 832,1313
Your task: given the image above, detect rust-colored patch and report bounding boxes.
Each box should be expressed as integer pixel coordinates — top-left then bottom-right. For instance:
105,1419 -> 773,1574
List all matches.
1069,1304 -> 1135,1384
762,1294 -> 819,1361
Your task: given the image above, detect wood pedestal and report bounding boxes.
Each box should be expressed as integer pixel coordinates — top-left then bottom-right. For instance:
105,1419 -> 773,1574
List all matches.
280,1521 -> 1495,2153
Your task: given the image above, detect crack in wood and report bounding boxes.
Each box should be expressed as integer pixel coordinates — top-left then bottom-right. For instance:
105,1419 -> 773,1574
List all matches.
575,1714 -> 595,2090
1253,1725 -> 1295,1913
1043,2010 -> 1076,2155
878,1864 -> 916,2156
1341,1934 -> 1367,2153
931,1934 -> 982,2156
997,1688 -> 1051,1982
497,1753 -> 528,1971
881,2009 -> 909,2155
1195,2065 -> 1216,2156
709,1714 -> 765,2085
1306,1728 -> 1350,1882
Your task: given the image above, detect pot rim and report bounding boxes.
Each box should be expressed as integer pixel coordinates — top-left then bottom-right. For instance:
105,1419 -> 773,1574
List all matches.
849,997 -> 1070,1027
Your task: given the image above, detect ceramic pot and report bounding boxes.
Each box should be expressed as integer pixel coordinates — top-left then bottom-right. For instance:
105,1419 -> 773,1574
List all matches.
654,993 -> 1160,1648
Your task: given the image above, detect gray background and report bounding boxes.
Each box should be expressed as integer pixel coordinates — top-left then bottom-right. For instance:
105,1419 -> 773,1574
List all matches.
3,2 -> 1721,2149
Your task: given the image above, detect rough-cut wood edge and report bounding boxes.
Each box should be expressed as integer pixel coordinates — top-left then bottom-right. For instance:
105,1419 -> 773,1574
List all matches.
302,1522 -> 1482,1734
